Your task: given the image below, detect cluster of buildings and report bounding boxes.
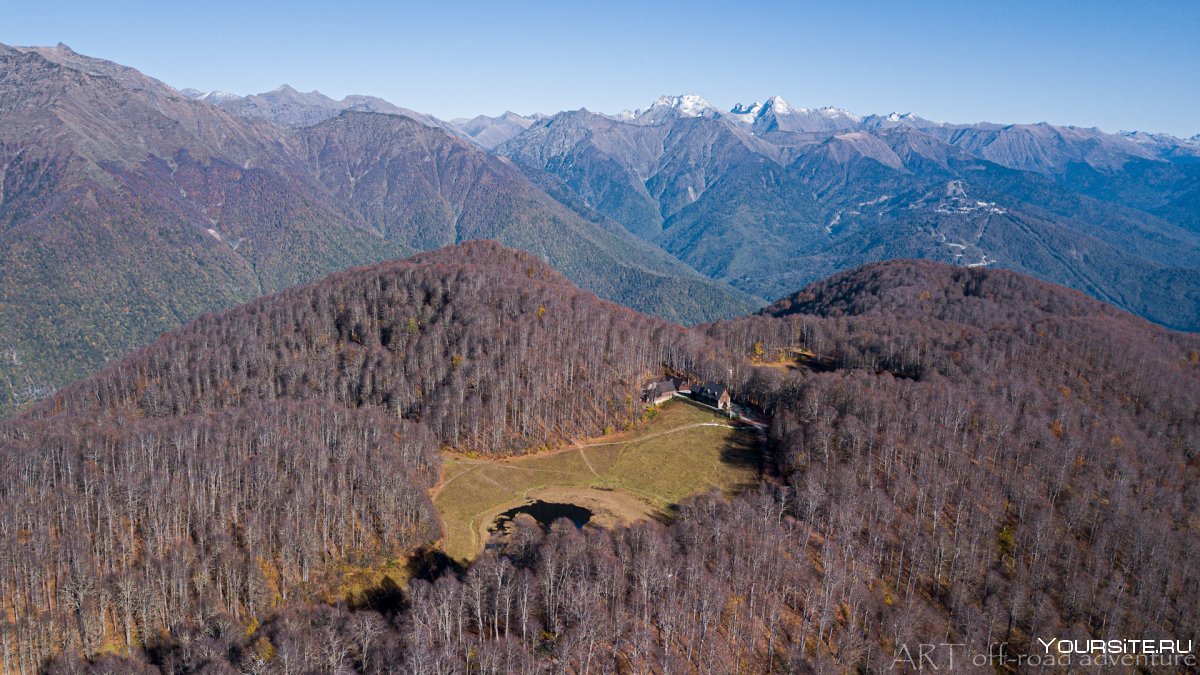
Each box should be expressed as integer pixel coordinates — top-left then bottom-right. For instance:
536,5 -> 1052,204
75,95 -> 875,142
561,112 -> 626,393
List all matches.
641,376 -> 731,411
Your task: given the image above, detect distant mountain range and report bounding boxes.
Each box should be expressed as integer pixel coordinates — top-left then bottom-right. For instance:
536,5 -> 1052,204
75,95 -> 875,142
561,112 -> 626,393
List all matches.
0,44 -> 755,415
496,93 -> 1200,331
1,42 -> 1198,415
178,87 -> 1200,175
179,83 -> 457,133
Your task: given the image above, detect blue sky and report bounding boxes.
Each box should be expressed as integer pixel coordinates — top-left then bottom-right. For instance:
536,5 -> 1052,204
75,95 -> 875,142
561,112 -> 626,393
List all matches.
3,0 -> 1197,136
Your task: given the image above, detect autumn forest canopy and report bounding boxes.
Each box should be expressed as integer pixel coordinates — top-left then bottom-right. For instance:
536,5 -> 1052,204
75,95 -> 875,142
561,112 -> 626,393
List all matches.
0,242 -> 1197,673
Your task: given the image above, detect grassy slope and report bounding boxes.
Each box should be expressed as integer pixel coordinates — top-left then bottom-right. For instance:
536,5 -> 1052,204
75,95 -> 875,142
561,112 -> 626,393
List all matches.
433,400 -> 762,561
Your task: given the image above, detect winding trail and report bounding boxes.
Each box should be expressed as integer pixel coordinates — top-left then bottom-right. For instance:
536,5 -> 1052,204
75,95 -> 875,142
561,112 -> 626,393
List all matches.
577,446 -> 601,479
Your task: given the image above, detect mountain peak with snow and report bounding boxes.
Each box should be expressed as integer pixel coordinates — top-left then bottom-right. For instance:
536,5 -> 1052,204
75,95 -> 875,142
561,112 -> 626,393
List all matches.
652,93 -> 715,113
730,101 -> 760,115
763,95 -> 793,115
200,90 -> 241,103
617,94 -> 726,124
649,94 -> 720,118
727,96 -> 865,132
728,101 -> 763,124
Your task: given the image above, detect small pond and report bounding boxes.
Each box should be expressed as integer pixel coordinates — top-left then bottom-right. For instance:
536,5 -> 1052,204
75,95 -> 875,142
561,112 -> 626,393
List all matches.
490,500 -> 592,533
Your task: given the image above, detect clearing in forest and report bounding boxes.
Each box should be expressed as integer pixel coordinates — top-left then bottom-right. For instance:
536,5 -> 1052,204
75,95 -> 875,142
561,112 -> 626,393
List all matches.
432,399 -> 763,561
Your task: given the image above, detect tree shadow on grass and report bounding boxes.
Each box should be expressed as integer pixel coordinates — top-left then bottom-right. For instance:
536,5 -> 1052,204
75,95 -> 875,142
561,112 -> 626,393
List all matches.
653,426 -> 771,525
657,502 -> 683,524
351,575 -> 408,615
352,546 -> 466,615
719,426 -> 769,486
406,545 -> 465,583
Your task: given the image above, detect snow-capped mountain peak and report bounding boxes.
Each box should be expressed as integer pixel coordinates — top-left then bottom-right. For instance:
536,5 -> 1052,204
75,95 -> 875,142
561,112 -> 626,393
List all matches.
763,95 -> 793,114
729,101 -> 763,124
200,90 -> 241,103
814,105 -> 861,121
729,96 -> 866,131
649,94 -> 719,118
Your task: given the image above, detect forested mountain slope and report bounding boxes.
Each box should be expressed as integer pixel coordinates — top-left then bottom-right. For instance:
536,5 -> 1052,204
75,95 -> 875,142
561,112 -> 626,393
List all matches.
296,111 -> 761,326
0,241 -> 706,670
22,242 -> 692,453
0,43 -> 399,416
0,44 -> 754,417
7,247 -> 1197,673
701,260 -> 1200,670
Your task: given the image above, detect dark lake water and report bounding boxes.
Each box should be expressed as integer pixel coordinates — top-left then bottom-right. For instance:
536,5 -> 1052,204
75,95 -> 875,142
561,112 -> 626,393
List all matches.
490,500 -> 592,533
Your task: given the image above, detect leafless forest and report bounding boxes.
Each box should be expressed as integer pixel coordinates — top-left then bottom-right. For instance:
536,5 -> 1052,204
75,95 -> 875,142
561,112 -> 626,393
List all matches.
3,246 -> 1197,673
